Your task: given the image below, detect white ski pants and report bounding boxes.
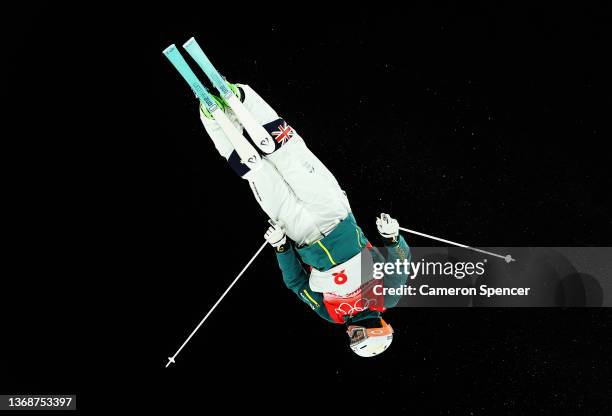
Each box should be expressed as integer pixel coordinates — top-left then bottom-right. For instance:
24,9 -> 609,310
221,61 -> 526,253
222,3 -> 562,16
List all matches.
200,84 -> 350,246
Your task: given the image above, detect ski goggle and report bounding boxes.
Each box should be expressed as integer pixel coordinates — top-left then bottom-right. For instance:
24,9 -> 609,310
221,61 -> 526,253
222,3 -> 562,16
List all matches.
346,319 -> 393,345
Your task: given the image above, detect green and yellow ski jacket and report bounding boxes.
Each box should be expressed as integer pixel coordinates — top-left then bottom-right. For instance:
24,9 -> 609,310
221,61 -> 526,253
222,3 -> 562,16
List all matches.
275,213 -> 411,324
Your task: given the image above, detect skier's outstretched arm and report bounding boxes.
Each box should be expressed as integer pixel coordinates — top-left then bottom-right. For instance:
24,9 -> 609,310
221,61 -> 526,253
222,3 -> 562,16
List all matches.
265,221 -> 331,320
376,214 -> 412,308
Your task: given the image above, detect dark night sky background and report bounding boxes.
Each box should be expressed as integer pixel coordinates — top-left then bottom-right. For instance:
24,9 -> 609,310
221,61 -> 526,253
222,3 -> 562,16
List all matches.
2,2 -> 611,414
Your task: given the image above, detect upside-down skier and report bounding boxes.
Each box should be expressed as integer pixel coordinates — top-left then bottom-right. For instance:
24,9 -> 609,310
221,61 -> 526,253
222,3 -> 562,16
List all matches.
198,82 -> 411,357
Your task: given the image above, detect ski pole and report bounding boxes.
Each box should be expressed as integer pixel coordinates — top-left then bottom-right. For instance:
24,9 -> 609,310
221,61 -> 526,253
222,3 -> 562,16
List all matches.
166,240 -> 268,367
398,226 -> 515,263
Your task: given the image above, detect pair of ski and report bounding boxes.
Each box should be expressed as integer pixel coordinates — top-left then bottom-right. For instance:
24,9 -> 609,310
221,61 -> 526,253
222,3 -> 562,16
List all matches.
163,37 -> 274,170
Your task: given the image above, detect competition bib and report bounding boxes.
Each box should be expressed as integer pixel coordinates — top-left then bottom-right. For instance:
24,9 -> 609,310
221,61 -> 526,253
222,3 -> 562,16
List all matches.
308,247 -> 374,296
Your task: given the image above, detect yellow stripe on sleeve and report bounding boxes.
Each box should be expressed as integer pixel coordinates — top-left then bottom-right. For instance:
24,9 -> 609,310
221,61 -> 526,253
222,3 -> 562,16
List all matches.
316,240 -> 337,266
303,289 -> 319,308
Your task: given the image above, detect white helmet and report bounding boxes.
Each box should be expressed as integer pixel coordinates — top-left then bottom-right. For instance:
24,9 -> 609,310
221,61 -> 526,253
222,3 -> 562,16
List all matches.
347,318 -> 394,357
